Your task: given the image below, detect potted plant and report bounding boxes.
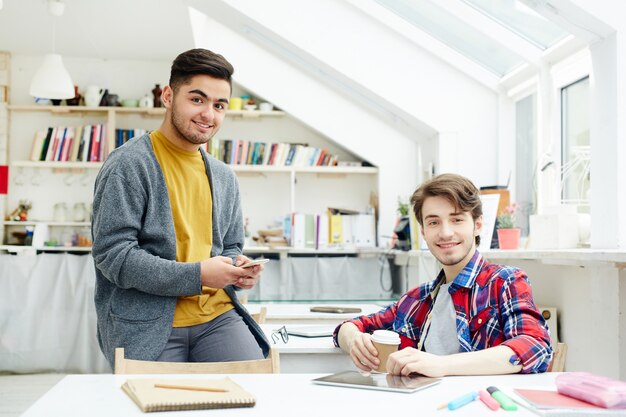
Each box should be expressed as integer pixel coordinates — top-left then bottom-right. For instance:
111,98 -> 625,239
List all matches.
496,203 -> 520,250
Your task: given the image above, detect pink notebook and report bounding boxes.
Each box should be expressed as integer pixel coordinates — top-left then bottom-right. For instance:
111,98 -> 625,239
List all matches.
514,389 -> 602,410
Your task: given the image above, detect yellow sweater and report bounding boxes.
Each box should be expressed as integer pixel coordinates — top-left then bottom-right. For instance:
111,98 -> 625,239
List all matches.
150,130 -> 233,327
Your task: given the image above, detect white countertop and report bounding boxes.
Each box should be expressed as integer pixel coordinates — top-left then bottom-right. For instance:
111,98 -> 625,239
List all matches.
399,248 -> 626,266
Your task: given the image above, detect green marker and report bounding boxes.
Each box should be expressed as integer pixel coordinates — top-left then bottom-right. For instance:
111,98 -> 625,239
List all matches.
486,386 -> 518,411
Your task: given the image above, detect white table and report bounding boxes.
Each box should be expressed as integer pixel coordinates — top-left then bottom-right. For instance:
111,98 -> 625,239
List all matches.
260,324 -> 353,373
21,373 -> 562,417
246,302 -> 387,324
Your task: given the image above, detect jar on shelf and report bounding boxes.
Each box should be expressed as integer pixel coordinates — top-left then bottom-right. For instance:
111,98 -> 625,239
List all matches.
53,202 -> 68,222
73,203 -> 87,222
24,226 -> 34,246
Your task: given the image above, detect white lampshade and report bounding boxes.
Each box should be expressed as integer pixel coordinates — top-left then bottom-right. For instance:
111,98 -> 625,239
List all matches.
29,53 -> 75,99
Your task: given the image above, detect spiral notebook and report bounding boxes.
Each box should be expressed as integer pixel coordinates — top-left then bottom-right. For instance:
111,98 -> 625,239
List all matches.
121,378 -> 256,412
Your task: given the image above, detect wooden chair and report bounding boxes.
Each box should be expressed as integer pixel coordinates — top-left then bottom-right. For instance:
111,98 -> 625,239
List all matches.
114,347 -> 280,374
251,307 -> 267,324
547,342 -> 567,372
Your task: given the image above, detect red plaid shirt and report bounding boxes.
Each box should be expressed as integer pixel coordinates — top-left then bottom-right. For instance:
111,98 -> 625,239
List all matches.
334,251 -> 552,373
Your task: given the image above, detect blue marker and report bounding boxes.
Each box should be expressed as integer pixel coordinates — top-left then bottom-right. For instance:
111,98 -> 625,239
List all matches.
438,391 -> 479,411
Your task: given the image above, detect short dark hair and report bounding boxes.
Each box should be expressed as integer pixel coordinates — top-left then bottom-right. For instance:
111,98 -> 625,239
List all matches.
410,173 -> 483,245
169,48 -> 234,92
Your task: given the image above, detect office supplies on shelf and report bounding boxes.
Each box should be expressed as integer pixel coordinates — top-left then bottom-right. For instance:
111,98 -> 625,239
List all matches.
121,378 -> 255,412
487,386 -> 518,411
437,391 -> 478,410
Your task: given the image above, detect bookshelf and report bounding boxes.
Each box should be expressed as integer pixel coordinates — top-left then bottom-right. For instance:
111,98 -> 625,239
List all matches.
3,104 -> 378,251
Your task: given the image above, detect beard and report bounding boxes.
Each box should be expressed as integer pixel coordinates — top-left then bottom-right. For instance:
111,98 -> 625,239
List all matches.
170,104 -> 216,146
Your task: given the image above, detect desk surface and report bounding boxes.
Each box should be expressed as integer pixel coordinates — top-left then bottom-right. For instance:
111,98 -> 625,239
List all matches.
22,373 -> 560,417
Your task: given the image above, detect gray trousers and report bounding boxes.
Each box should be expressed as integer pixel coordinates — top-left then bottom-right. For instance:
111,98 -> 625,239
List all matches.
156,309 -> 264,362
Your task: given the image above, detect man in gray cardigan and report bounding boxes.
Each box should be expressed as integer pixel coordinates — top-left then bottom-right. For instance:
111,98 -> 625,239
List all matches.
92,49 -> 270,369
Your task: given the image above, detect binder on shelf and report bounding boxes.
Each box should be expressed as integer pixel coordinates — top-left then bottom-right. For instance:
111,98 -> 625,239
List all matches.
304,214 -> 316,248
351,214 -> 376,248
292,213 -> 306,249
329,213 -> 343,244
341,215 -> 353,245
316,213 -> 329,250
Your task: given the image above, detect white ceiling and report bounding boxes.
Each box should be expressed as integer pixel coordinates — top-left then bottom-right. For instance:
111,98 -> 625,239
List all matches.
0,0 -> 193,61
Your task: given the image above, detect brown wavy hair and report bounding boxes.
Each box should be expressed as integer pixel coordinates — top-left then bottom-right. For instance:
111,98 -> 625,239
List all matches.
410,173 -> 483,245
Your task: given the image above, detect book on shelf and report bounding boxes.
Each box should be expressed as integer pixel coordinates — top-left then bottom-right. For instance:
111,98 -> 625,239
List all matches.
121,378 -> 256,413
208,139 -> 340,167
115,128 -> 147,148
29,130 -> 47,161
29,124 -> 112,163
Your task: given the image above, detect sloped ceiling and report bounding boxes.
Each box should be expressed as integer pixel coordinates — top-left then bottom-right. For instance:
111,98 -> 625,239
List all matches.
0,0 -> 192,61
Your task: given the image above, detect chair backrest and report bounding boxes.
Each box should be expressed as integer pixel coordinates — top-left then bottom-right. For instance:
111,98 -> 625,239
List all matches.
251,307 -> 267,324
547,342 -> 567,372
114,347 -> 280,374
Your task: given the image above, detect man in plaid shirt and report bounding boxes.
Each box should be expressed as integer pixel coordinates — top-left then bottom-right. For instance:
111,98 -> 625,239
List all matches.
335,173 -> 552,377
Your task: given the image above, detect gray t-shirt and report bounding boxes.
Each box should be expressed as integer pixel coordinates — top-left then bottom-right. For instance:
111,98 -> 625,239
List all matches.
424,283 -> 460,355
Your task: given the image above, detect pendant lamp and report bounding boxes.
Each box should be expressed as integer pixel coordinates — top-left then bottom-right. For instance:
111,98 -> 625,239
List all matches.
29,53 -> 74,99
29,0 -> 75,100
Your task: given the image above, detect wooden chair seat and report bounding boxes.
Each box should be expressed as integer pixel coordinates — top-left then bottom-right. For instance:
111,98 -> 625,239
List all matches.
114,347 -> 280,374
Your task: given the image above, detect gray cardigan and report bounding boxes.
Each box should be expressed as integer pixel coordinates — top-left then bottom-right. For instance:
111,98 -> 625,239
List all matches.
92,134 -> 269,368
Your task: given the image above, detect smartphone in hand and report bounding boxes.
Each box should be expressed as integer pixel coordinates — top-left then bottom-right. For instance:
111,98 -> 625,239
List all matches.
240,258 -> 270,268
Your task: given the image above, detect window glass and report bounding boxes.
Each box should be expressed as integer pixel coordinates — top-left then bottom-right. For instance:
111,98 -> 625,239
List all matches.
463,0 -> 569,49
374,0 -> 525,76
561,77 -> 590,212
515,94 -> 536,237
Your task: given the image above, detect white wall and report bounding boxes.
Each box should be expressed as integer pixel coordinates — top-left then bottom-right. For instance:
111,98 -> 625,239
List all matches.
193,0 -> 500,187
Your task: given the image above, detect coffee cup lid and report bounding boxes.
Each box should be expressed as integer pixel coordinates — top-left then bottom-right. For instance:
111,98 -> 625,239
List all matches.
370,329 -> 400,345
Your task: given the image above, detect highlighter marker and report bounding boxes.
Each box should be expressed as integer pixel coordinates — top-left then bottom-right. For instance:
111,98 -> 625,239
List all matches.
479,389 -> 500,410
447,391 -> 478,410
487,386 -> 518,411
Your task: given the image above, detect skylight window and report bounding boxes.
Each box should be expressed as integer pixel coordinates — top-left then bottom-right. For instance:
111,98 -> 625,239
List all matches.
374,0 -> 526,76
463,0 -> 569,49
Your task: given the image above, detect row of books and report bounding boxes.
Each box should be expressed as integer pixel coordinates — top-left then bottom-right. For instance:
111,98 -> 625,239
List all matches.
29,125 -> 108,162
208,139 -> 339,167
287,212 -> 377,249
115,129 -> 149,149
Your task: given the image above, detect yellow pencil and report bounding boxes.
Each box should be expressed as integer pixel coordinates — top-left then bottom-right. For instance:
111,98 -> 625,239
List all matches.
154,383 -> 228,393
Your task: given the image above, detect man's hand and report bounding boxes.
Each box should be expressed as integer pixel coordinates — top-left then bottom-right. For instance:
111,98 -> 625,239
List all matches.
337,322 -> 380,372
386,347 -> 447,377
232,255 -> 264,290
199,255 -> 263,289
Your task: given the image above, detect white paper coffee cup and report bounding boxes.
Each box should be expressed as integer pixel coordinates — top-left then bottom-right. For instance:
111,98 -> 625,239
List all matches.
370,330 -> 400,373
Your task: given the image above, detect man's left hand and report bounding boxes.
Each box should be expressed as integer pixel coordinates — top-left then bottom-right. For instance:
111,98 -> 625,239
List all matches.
386,347 -> 448,378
